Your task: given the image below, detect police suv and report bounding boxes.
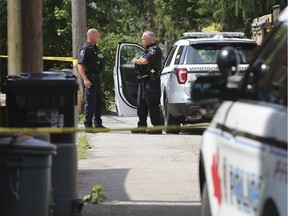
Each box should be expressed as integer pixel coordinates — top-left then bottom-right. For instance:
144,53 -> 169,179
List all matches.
113,34 -> 257,129
161,32 -> 257,133
194,7 -> 287,216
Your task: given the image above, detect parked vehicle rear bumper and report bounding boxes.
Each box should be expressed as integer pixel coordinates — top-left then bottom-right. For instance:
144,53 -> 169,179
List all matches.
169,102 -> 213,121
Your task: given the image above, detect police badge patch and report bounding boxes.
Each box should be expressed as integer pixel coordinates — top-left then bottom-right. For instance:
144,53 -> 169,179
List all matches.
149,49 -> 156,55
80,50 -> 85,55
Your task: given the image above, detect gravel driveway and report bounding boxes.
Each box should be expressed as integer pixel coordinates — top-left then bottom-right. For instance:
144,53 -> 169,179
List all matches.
78,113 -> 203,216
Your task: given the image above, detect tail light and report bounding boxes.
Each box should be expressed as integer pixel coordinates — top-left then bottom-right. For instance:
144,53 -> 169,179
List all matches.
175,68 -> 187,84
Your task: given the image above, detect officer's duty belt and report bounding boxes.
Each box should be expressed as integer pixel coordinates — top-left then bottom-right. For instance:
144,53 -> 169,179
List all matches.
137,75 -> 148,80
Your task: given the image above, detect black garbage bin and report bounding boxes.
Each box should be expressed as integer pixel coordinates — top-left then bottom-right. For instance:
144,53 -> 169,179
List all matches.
0,136 -> 56,216
5,72 -> 77,143
4,72 -> 83,216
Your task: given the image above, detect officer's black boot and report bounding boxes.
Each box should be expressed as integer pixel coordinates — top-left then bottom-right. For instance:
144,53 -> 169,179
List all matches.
131,122 -> 147,134
146,125 -> 162,134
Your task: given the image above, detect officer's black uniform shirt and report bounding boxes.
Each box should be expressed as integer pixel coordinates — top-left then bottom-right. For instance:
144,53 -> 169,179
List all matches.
143,43 -> 162,72
78,42 -> 105,75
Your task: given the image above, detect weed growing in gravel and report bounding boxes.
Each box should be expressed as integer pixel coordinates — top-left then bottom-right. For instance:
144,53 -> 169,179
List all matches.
83,184 -> 107,204
77,134 -> 89,160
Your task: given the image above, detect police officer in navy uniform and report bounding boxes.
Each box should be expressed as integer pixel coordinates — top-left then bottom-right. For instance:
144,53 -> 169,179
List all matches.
131,31 -> 163,134
78,28 -> 106,128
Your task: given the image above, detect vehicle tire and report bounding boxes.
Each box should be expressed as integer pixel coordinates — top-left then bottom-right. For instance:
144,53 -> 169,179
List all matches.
201,183 -> 211,216
164,97 -> 180,134
262,199 -> 279,216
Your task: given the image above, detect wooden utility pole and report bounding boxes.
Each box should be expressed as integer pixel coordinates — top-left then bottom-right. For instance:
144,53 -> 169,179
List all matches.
72,0 -> 86,113
8,0 -> 43,75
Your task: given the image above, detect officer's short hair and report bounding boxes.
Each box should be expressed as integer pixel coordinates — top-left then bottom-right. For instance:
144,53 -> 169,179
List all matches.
87,28 -> 99,37
143,31 -> 156,42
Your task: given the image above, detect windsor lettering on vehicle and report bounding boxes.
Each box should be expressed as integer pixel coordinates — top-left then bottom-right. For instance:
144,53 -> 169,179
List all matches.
188,66 -> 248,72
223,159 -> 263,214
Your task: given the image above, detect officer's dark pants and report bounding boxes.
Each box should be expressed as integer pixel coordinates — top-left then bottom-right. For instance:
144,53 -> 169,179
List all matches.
82,75 -> 103,127
137,79 -> 162,127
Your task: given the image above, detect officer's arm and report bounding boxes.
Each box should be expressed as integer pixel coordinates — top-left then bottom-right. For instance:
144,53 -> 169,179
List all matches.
78,64 -> 88,81
78,64 -> 92,88
132,57 -> 149,65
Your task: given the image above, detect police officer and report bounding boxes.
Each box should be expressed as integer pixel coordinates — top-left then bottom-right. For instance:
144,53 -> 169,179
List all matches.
131,31 -> 163,134
78,28 -> 106,128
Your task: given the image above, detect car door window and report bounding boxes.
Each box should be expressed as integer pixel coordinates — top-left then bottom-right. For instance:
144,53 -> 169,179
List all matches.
119,44 -> 144,106
174,46 -> 185,65
120,45 -> 143,66
242,22 -> 287,106
164,46 -> 177,67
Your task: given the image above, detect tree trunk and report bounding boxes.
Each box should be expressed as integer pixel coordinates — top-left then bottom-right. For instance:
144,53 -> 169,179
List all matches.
72,0 -> 86,114
8,0 -> 43,75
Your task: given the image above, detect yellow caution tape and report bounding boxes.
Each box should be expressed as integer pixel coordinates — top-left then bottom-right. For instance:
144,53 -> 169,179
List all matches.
43,56 -> 73,62
0,55 -> 78,65
0,123 -> 209,134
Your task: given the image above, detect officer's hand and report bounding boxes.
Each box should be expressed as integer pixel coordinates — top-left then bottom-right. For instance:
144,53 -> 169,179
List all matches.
132,57 -> 138,64
84,79 -> 92,88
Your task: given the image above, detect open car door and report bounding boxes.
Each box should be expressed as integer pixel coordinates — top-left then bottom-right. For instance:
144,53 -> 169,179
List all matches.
113,42 -> 144,116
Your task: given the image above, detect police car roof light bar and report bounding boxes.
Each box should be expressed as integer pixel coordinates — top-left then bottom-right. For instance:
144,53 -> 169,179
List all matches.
182,32 -> 246,39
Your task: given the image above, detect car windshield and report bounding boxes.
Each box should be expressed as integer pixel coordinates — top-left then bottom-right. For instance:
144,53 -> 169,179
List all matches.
186,43 -> 256,64
241,20 -> 287,106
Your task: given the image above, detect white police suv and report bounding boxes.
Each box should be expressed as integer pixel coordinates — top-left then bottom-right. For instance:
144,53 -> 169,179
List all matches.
161,32 -> 257,133
194,7 -> 287,216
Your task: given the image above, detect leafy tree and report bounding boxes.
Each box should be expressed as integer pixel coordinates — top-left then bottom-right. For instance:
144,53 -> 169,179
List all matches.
43,0 -> 72,70
86,0 -> 140,36
0,0 -> 7,90
197,0 -> 287,36
0,0 -> 7,53
154,0 -> 203,48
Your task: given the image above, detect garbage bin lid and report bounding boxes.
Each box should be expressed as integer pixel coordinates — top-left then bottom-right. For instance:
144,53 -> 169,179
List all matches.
9,71 -> 75,80
5,72 -> 78,90
0,136 -> 57,155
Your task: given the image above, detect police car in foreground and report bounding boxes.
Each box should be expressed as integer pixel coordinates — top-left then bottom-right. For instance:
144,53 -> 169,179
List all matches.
194,7 -> 287,216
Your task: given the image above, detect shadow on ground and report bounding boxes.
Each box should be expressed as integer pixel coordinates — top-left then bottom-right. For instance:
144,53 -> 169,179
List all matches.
78,169 -> 130,201
78,169 -> 201,216
81,201 -> 201,216
181,128 -> 206,135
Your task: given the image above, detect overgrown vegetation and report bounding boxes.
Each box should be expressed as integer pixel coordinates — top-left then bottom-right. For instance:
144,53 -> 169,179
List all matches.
83,184 -> 107,204
77,134 -> 89,160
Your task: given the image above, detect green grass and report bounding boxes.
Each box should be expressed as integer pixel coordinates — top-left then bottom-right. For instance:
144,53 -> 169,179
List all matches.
78,114 -> 85,125
77,134 -> 89,160
77,114 -> 90,160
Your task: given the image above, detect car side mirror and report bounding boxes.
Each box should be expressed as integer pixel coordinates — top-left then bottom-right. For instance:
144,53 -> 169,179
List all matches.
217,46 -> 240,77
